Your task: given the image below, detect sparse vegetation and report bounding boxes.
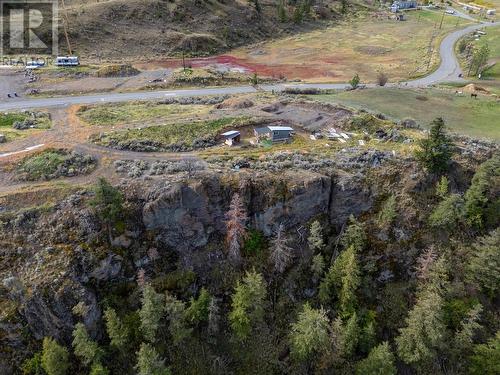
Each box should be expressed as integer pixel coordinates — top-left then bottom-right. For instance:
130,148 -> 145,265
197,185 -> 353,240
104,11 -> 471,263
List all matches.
92,117 -> 249,152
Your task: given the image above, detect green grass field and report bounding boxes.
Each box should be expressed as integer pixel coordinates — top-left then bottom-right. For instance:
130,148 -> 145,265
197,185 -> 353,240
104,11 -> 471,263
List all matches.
94,117 -> 249,151
78,102 -> 211,126
0,112 -> 51,143
311,88 -> 500,140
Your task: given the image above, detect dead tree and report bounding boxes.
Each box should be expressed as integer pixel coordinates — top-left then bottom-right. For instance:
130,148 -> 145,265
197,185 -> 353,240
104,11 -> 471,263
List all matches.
225,193 -> 248,265
270,223 -> 294,274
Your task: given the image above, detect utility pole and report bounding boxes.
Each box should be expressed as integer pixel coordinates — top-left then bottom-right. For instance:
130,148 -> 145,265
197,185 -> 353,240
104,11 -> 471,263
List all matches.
439,10 -> 445,29
60,0 -> 73,55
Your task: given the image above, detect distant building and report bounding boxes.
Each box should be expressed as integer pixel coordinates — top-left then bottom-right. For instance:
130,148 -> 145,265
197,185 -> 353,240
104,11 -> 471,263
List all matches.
221,130 -> 241,146
254,126 -> 294,143
391,0 -> 417,11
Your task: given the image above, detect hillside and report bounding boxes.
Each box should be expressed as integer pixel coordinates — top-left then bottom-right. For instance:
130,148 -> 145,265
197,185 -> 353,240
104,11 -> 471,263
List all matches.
61,0 -> 359,59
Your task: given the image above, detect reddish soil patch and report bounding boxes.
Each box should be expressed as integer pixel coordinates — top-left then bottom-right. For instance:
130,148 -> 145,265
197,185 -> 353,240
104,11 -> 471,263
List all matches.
135,55 -> 335,80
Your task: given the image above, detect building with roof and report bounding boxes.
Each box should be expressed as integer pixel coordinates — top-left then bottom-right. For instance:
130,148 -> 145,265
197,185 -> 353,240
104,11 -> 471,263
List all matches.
254,126 -> 294,143
391,0 -> 417,11
221,130 -> 241,146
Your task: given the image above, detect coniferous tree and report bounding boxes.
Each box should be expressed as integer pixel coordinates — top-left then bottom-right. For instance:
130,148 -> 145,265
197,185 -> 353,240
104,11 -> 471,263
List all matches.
341,215 -> 367,253
469,332 -> 500,375
88,178 -> 124,241
104,307 -> 129,352
308,220 -> 325,252
290,303 -> 330,361
415,118 -> 454,174
319,245 -> 360,317
464,154 -> 500,229
185,288 -> 211,326
229,270 -> 266,340
165,293 -> 192,345
139,285 -> 166,343
311,253 -> 326,280
72,323 -> 103,367
89,363 -> 110,375
450,304 -> 483,373
136,343 -> 171,375
356,342 -> 397,375
466,229 -> 500,298
41,337 -> 70,375
396,254 -> 448,369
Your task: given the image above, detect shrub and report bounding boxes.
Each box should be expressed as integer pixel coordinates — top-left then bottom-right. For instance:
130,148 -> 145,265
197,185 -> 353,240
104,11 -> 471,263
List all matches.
376,71 -> 389,86
350,73 -> 361,89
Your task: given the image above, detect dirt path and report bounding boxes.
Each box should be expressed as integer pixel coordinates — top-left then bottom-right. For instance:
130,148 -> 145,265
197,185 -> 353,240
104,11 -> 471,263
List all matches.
0,106 -> 202,195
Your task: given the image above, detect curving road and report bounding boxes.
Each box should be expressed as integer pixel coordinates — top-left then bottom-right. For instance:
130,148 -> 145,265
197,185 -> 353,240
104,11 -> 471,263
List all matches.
3,23 -> 500,112
0,21 -> 498,112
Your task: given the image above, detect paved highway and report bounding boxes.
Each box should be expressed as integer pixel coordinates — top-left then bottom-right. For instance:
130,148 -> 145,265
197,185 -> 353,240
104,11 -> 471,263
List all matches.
0,21 -> 498,112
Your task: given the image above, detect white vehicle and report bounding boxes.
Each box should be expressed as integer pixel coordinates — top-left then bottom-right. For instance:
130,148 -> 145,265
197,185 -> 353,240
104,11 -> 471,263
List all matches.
445,9 -> 456,14
55,56 -> 80,67
25,64 -> 41,70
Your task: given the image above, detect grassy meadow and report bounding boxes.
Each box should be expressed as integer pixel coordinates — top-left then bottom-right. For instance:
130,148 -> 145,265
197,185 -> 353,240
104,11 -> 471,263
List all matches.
311,88 -> 500,140
230,10 -> 471,83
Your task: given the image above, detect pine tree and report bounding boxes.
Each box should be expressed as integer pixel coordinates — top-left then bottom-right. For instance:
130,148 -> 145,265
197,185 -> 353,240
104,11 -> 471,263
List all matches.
415,118 -> 454,174
185,288 -> 211,325
356,342 -> 397,375
469,332 -> 500,375
311,253 -> 326,280
464,154 -> 500,229
341,216 -> 366,253
277,0 -> 287,22
308,220 -> 325,252
428,194 -> 464,229
229,270 -> 266,340
225,193 -> 248,265
88,177 -> 124,241
139,284 -> 166,343
451,304 -> 483,372
319,245 -> 360,317
165,293 -> 192,345
290,303 -> 330,361
104,307 -> 129,351
435,176 -> 449,199
136,343 -> 171,375
41,337 -> 70,375
378,195 -> 397,229
89,363 -> 110,375
339,247 -> 361,317
466,229 -> 500,298
72,323 -> 103,367
269,223 -> 293,274
338,313 -> 360,358
396,289 -> 445,366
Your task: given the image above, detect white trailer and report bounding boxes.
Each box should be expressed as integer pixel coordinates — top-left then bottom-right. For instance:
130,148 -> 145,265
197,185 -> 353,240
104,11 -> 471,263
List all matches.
55,56 -> 80,67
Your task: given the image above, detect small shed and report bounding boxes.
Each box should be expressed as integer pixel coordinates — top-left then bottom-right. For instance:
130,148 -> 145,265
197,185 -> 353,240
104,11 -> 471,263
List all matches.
254,126 -> 294,143
221,130 -> 241,146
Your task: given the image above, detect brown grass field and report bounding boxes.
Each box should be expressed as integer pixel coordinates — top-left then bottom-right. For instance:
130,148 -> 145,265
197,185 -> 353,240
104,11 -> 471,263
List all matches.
227,10 -> 473,83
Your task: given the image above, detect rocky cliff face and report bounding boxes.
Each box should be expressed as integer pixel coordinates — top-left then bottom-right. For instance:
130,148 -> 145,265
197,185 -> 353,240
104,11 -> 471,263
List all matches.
0,152 -> 436,371
141,167 -> 374,253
